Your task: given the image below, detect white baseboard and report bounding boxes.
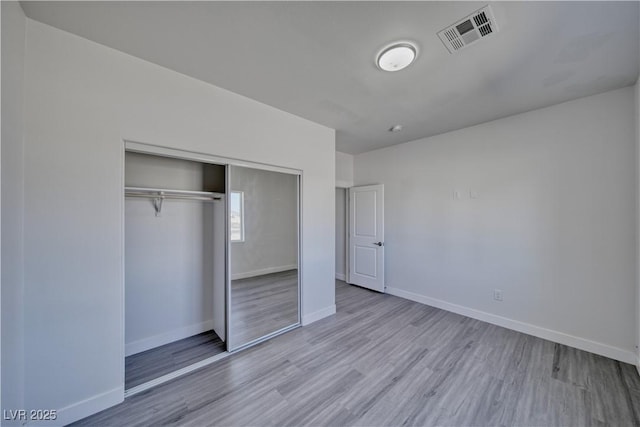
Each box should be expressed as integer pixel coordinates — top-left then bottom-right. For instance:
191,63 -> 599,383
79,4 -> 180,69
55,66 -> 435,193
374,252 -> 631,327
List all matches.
302,304 -> 336,326
125,320 -> 214,356
231,265 -> 297,281
386,286 -> 637,365
335,273 -> 346,281
27,386 -> 123,427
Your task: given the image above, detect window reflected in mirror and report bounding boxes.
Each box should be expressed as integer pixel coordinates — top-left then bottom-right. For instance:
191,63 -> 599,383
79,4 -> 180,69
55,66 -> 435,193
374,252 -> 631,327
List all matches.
230,191 -> 244,242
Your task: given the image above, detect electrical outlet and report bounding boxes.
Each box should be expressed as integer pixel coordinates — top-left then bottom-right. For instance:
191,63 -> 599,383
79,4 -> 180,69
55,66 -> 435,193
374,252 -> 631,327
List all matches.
493,289 -> 503,301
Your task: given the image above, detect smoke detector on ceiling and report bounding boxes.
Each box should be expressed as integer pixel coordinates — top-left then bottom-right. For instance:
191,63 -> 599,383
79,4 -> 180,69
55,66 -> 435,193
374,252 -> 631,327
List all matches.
437,5 -> 498,54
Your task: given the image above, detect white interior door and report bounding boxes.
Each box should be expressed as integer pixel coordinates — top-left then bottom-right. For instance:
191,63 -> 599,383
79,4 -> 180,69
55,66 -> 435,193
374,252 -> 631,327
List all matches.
348,184 -> 384,292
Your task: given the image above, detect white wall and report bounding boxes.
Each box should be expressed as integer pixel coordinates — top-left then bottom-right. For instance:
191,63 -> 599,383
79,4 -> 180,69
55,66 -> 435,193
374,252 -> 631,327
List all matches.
230,167 -> 298,279
22,19 -> 335,425
335,151 -> 354,188
355,87 -> 638,363
335,188 -> 347,280
124,153 -> 223,355
1,2 -> 26,423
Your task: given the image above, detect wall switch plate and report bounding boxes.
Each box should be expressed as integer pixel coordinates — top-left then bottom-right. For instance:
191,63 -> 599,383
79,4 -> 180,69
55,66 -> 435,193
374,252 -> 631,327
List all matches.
493,289 -> 503,301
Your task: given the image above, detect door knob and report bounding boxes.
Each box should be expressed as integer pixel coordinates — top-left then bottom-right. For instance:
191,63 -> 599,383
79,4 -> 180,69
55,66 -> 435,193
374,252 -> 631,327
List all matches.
373,242 -> 383,246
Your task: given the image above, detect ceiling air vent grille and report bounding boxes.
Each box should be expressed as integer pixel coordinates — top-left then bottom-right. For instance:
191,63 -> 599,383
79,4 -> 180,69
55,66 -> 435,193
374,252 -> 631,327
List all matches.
437,5 -> 498,54
444,28 -> 464,51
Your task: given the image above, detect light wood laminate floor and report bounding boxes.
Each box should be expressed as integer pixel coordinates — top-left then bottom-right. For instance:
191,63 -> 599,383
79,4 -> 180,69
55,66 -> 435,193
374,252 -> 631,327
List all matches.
125,330 -> 226,390
75,280 -> 640,426
230,269 -> 299,347
126,269 -> 298,388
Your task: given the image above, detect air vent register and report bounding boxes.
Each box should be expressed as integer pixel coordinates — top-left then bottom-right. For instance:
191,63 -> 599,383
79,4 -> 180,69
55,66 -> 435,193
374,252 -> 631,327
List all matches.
437,5 -> 499,54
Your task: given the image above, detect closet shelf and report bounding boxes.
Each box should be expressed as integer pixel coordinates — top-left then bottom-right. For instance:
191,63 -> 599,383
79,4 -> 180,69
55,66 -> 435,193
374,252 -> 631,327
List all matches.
125,186 -> 223,216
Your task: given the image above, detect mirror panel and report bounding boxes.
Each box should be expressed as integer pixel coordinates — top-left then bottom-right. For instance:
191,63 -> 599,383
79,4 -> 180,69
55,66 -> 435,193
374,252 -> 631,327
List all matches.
228,165 -> 299,350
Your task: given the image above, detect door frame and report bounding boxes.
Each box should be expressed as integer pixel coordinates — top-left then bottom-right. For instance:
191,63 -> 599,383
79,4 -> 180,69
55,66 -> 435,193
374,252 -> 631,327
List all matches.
334,186 -> 350,282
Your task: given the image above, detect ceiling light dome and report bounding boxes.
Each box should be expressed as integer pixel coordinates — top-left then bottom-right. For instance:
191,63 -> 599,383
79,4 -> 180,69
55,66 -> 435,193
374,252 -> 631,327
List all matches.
376,42 -> 418,72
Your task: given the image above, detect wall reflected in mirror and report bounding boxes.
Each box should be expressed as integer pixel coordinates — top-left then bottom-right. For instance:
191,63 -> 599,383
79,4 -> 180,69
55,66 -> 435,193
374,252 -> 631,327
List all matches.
228,166 -> 300,350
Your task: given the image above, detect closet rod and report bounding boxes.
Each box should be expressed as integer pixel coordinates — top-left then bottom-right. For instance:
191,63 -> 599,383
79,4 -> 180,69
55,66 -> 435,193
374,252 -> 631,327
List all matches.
124,186 -> 223,200
125,187 -> 223,216
125,193 -> 219,201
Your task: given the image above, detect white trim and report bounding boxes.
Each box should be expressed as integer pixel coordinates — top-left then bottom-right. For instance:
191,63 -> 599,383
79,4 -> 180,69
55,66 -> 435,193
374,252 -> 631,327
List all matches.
335,273 -> 346,281
26,387 -> 123,427
231,265 -> 297,281
297,175 -> 303,327
125,352 -> 231,397
119,140 -> 126,416
125,320 -> 214,356
125,140 -> 301,176
386,286 -> 637,365
345,189 -> 350,283
335,180 -> 352,188
302,304 -> 336,326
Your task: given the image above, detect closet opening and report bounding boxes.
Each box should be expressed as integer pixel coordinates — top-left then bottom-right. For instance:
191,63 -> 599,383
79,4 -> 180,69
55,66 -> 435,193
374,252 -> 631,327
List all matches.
122,142 -> 302,395
124,151 -> 227,391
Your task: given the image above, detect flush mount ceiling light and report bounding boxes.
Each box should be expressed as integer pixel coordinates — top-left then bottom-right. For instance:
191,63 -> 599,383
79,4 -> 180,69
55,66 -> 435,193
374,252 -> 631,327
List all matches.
376,42 -> 418,72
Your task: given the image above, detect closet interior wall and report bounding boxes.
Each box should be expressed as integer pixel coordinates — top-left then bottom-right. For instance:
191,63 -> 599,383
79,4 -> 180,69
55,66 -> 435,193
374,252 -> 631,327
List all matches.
124,152 -> 226,358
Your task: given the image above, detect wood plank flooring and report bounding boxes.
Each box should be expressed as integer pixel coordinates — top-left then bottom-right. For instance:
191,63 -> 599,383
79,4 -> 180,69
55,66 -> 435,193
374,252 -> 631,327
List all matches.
126,269 -> 298,388
230,269 -> 299,347
125,331 -> 226,389
75,280 -> 640,426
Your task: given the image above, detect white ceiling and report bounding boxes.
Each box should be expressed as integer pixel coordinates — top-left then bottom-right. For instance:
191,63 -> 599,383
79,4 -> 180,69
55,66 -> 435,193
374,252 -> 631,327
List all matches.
21,1 -> 640,154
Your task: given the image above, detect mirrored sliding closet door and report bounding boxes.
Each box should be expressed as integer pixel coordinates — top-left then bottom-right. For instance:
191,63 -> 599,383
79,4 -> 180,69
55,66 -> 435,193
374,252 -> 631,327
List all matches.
227,165 -> 300,351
